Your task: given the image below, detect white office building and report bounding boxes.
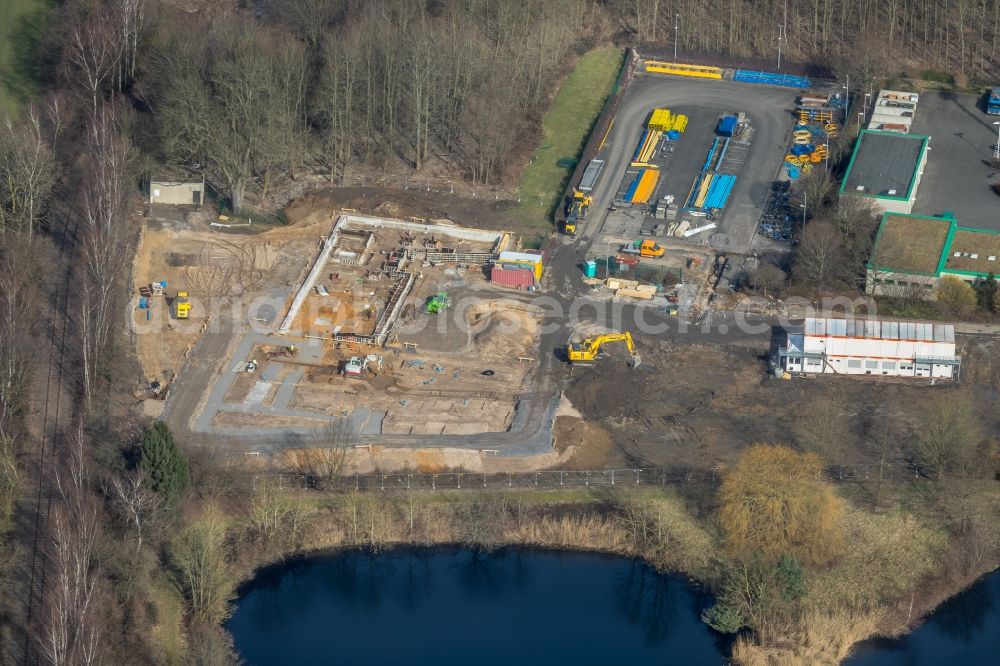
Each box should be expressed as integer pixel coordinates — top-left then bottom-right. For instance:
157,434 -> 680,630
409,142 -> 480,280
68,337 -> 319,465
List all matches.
778,317 -> 960,379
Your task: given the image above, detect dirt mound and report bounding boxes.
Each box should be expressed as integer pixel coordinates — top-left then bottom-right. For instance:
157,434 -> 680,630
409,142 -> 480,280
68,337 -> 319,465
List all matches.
465,300 -> 538,358
372,200 -> 404,217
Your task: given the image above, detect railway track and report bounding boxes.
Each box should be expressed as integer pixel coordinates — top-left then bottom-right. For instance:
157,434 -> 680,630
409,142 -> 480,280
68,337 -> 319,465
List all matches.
21,212 -> 78,662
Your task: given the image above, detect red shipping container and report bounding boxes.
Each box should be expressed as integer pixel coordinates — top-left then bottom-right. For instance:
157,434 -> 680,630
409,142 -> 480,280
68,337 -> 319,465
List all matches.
490,265 -> 535,290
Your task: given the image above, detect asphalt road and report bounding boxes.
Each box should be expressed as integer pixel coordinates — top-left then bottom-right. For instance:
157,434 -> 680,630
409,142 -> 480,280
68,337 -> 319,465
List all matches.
583,74 -> 797,252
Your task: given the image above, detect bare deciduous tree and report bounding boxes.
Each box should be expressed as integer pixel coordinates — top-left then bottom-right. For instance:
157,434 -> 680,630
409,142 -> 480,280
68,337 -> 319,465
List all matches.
0,234 -> 43,433
0,107 -> 55,236
75,104 -> 135,413
62,2 -> 121,115
111,469 -> 162,554
38,425 -> 106,666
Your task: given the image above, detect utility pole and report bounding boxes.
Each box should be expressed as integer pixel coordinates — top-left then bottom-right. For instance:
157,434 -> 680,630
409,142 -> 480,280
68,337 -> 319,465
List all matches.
800,191 -> 808,244
673,14 -> 679,61
777,23 -> 784,70
777,0 -> 787,70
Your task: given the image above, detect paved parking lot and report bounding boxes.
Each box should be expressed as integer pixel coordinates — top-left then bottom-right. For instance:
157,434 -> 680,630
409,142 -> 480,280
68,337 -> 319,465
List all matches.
583,73 -> 798,253
911,91 -> 1000,229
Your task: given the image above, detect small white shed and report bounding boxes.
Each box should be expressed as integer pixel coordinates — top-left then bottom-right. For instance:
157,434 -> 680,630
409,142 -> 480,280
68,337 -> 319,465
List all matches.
149,175 -> 206,205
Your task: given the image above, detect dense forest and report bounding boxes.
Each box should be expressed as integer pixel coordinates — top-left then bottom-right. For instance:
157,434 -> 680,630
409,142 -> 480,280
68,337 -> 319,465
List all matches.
0,0 -> 998,663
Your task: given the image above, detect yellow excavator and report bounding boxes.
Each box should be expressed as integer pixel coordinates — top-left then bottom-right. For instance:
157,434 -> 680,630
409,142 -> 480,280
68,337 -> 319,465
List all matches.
562,190 -> 592,236
566,331 -> 641,367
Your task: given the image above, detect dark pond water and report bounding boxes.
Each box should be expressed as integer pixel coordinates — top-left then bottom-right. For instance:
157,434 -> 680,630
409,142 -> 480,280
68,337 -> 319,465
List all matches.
227,547 -> 730,665
228,548 -> 1000,666
845,569 -> 1000,665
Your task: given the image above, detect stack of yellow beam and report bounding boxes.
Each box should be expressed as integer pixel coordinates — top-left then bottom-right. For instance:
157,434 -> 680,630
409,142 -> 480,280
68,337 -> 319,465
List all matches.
648,108 -> 672,131
670,115 -> 689,132
694,174 -> 714,208
637,130 -> 662,163
631,168 -> 660,204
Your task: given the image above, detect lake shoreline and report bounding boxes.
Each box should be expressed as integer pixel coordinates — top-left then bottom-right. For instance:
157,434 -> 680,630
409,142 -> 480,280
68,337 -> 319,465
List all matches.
207,488 -> 999,664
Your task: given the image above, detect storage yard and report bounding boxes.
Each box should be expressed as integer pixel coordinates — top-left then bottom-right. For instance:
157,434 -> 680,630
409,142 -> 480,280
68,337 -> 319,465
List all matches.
572,64 -> 802,255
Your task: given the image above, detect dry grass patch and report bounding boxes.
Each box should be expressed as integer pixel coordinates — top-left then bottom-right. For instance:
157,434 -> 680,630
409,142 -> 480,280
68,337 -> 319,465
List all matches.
732,607 -> 881,666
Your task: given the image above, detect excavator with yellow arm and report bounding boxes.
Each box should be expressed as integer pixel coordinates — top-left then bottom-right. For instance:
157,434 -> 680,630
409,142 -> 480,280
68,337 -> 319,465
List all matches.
566,331 -> 641,367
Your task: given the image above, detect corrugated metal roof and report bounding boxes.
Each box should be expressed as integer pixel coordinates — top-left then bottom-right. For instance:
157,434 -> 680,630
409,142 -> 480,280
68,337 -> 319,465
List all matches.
802,317 -> 953,342
490,265 -> 535,289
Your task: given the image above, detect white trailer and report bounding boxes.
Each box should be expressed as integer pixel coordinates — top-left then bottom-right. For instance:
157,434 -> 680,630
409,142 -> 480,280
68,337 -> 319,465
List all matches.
778,317 -> 959,379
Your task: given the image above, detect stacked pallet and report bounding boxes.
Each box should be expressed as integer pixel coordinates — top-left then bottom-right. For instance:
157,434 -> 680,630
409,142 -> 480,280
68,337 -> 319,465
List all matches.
648,108 -> 672,131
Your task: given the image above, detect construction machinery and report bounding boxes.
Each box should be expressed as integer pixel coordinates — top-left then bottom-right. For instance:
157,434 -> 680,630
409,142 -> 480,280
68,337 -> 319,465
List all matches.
173,291 -> 191,319
425,292 -> 451,314
563,190 -> 592,235
343,354 -> 384,378
566,332 -> 641,367
620,239 -> 665,258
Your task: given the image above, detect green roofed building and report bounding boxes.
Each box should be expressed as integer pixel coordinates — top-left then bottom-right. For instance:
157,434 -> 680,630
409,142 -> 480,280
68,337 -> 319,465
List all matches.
867,212 -> 1000,297
840,130 -> 930,214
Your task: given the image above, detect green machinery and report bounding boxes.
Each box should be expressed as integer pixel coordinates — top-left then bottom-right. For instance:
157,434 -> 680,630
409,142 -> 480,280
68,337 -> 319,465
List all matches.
425,292 -> 451,314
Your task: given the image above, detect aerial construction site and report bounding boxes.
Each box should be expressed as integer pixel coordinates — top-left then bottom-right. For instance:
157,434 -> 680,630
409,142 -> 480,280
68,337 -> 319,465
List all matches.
132,202 -> 560,472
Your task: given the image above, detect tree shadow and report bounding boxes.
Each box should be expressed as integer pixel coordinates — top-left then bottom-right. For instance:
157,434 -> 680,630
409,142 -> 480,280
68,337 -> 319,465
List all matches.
1,2 -> 56,113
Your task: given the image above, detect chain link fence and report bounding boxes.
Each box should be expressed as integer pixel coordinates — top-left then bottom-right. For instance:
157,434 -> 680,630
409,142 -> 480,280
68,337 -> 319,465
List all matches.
254,462 -> 931,493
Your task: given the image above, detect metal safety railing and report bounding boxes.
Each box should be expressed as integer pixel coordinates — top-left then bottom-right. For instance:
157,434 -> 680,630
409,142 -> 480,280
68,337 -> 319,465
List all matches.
253,462 -> 936,493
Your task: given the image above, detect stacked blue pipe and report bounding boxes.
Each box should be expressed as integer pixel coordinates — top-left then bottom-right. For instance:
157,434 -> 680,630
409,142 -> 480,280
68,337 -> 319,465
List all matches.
715,138 -> 731,167
733,69 -> 810,89
702,138 -> 719,172
686,174 -> 703,207
624,170 -> 643,201
631,129 -> 649,162
704,174 -> 737,209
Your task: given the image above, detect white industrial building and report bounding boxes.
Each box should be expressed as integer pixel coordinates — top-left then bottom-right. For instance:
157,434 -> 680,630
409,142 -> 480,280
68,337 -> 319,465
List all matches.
778,317 -> 960,379
867,89 -> 918,133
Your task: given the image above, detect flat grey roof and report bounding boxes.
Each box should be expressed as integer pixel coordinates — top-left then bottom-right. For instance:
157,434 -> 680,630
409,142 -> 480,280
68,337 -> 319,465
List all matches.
842,132 -> 925,198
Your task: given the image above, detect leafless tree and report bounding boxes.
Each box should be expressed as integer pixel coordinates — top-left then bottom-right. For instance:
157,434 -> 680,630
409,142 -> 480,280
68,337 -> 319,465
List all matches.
915,392 -> 984,478
794,394 -> 853,460
747,263 -> 786,298
38,425 -> 106,666
62,2 -> 121,115
115,0 -> 146,92
793,221 -> 845,288
75,104 -> 135,413
111,469 -> 162,554
0,107 -> 55,237
0,234 -> 42,433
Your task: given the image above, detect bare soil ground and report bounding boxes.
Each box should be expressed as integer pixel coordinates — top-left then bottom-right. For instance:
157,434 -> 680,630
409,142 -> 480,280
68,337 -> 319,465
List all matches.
131,205 -> 336,386
285,294 -> 541,435
565,335 -> 1000,469
288,188 -> 525,234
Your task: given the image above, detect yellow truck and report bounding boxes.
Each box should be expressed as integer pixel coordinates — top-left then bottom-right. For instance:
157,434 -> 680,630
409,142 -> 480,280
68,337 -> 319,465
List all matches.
621,239 -> 665,258
173,291 -> 191,319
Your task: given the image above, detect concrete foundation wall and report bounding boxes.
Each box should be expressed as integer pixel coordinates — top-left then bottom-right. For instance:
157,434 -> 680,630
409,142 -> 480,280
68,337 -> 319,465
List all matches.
342,214 -> 502,244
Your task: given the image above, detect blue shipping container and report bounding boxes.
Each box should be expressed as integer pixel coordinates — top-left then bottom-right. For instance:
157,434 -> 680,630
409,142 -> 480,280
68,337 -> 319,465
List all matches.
733,69 -> 810,89
718,116 -> 737,136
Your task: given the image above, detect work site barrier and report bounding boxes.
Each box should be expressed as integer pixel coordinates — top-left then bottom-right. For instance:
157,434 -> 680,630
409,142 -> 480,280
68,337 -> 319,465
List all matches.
733,69 -> 810,89
644,61 -> 723,79
252,463 -> 939,493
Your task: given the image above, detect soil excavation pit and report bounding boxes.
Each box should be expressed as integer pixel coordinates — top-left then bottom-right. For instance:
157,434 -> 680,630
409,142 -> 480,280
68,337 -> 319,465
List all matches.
285,298 -> 541,435
192,213 -> 544,441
